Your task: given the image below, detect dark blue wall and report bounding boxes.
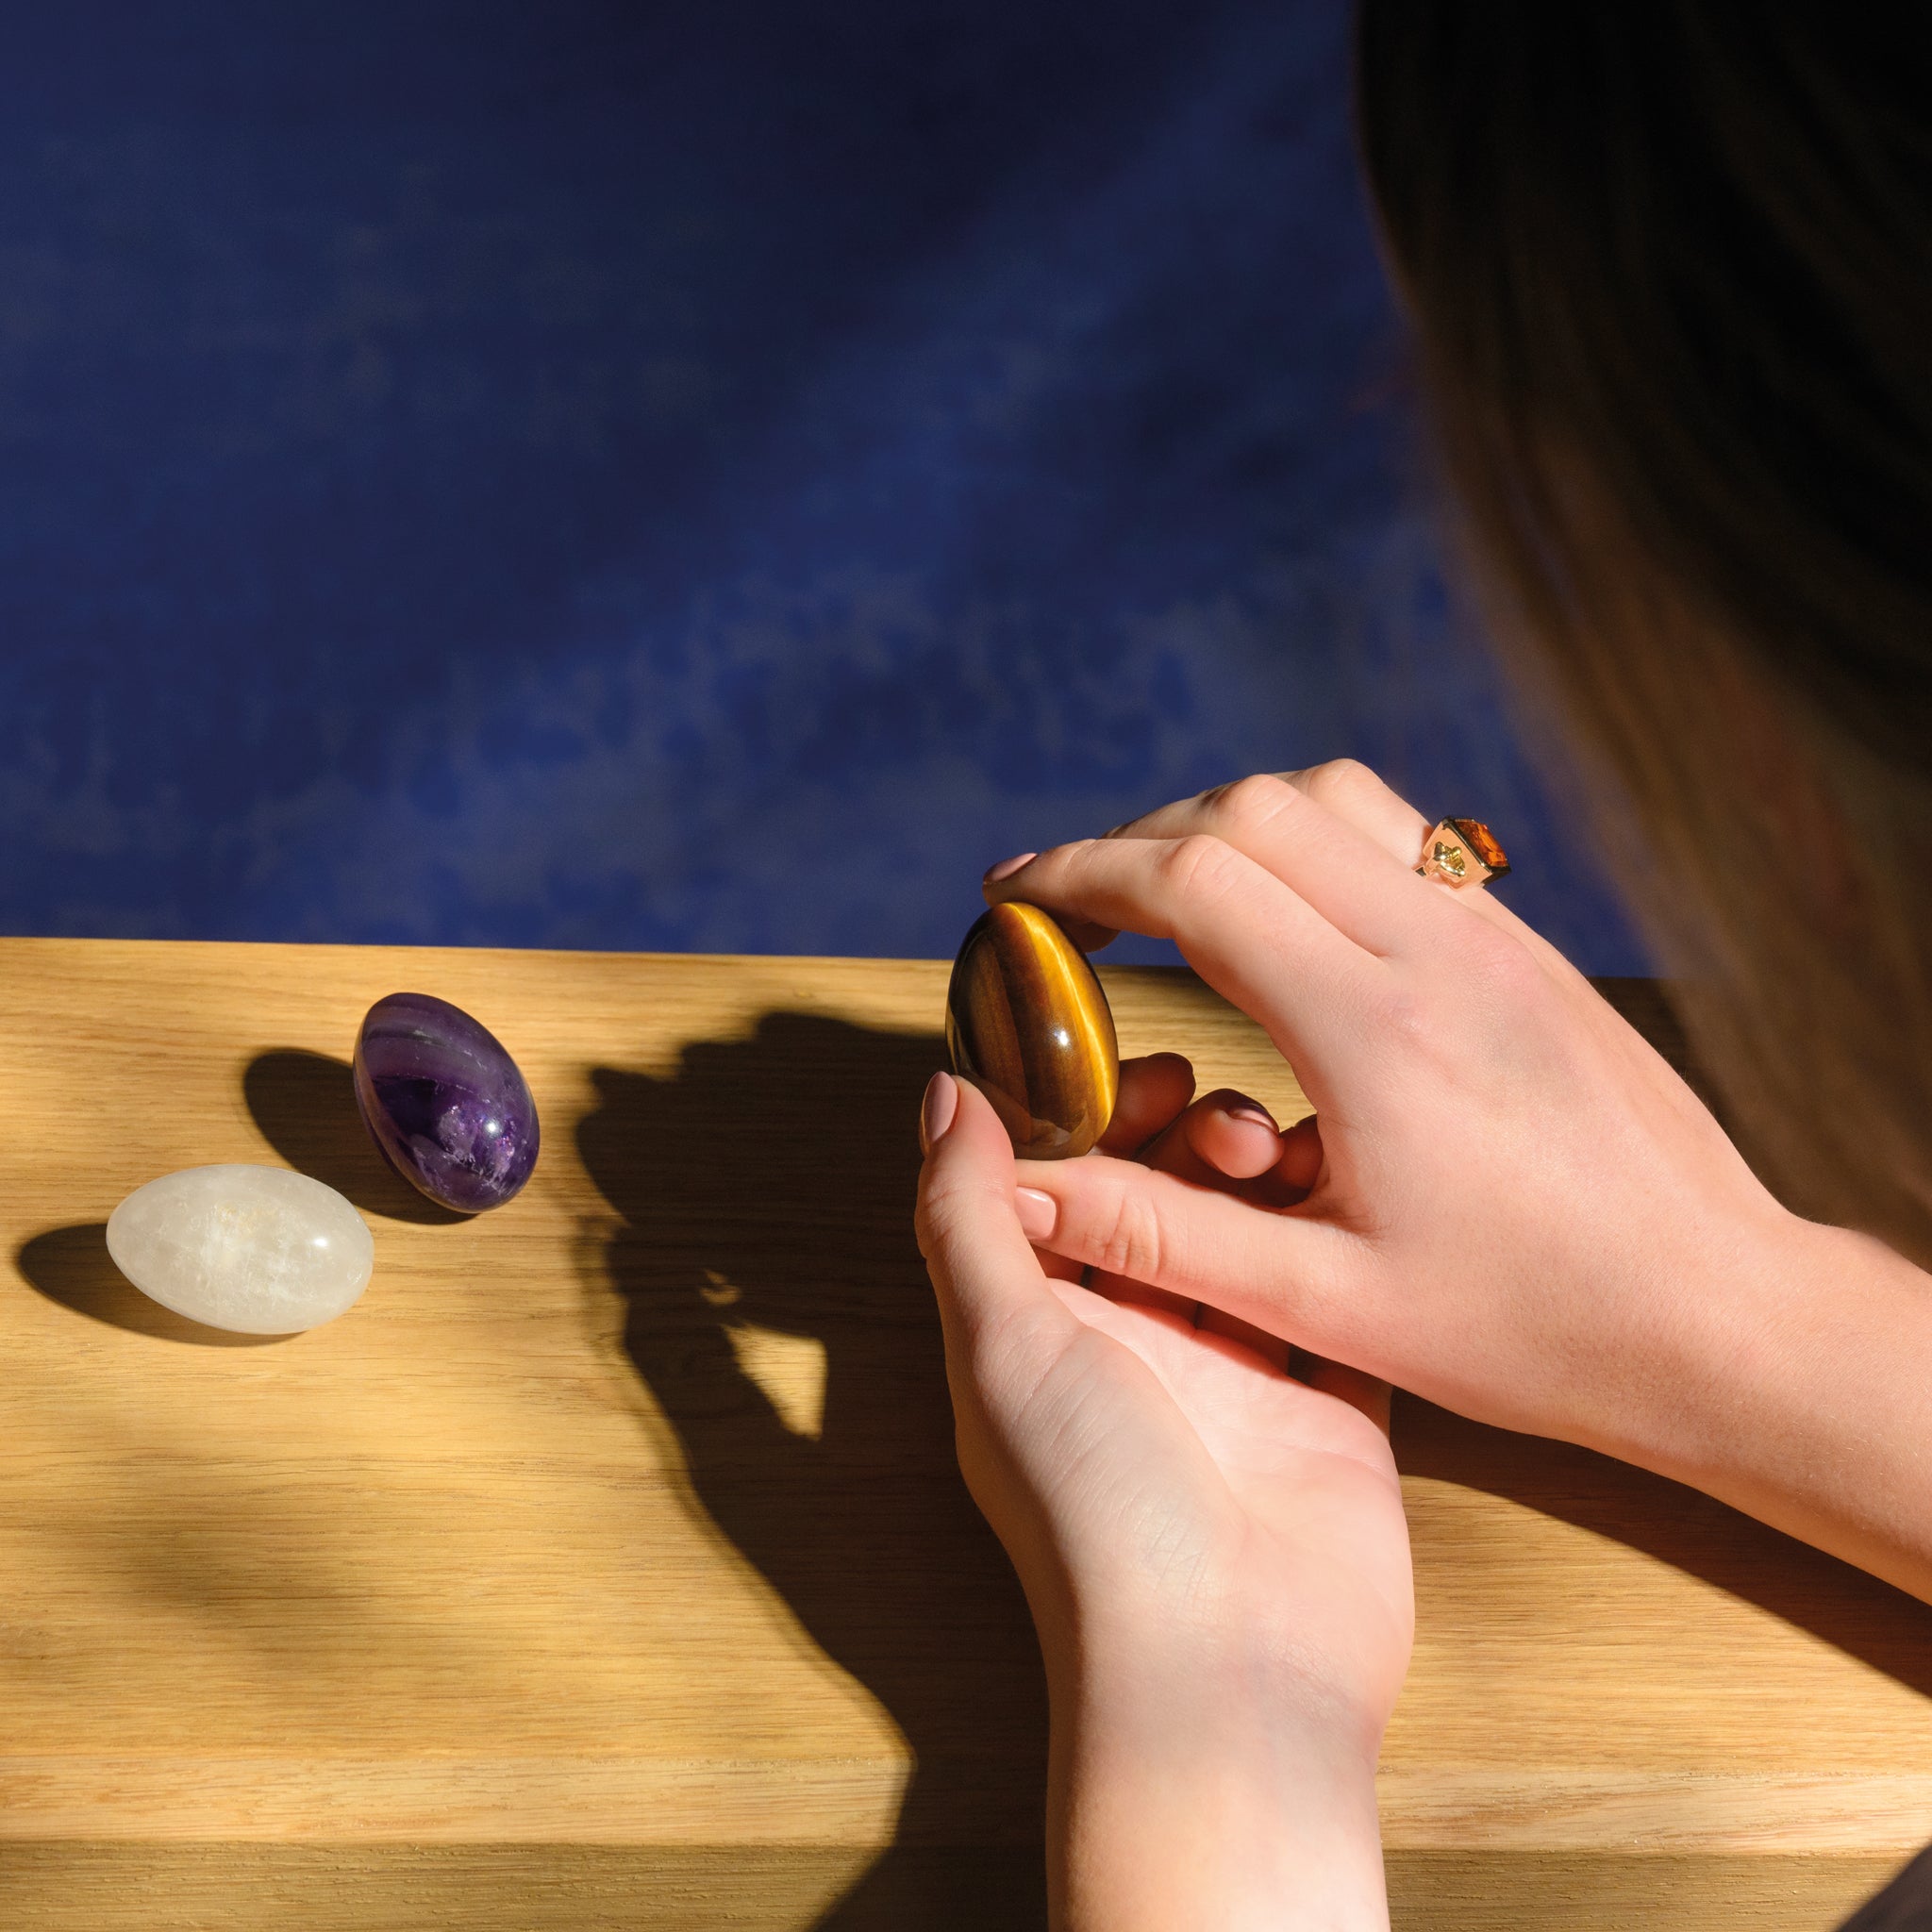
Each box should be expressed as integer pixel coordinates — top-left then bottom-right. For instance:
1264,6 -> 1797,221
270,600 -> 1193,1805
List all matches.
0,0 -> 1641,969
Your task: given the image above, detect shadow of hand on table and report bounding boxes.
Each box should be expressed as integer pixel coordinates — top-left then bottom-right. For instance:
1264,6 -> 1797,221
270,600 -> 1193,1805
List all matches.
576,1013 -> 1049,1930
1449,984 -> 1932,1695
1396,1397 -> 1932,1699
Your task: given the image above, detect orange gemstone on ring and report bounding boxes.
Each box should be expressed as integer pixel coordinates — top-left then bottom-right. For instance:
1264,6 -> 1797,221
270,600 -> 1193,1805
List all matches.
1444,818 -> 1509,878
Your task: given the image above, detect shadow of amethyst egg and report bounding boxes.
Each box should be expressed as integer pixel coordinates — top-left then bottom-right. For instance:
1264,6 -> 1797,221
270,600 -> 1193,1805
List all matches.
352,992 -> 540,1213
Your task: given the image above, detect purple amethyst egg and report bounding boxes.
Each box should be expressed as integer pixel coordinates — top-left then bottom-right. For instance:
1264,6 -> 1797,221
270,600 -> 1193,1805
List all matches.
352,992 -> 539,1213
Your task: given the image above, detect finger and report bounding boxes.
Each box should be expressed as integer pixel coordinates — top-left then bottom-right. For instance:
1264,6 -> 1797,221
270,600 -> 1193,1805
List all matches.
1108,1096 -> 1322,1222
1280,764 -> 1521,949
1099,1053 -> 1197,1157
1040,1056 -> 1199,1282
1275,1112 -> 1324,1194
1086,1087 -> 1279,1321
1093,771 -> 1449,955
1268,766 -> 1608,1001
916,1074 -> 1074,1351
1272,767 -> 1586,988
1075,778 -> 1657,1174
983,835 -> 1384,1068
1169,1088 -> 1283,1182
1060,760 -> 1436,953
1292,770 -> 1695,1126
1086,1091 -> 1307,1371
1273,775 -> 1674,1113
1051,915 -> 1121,955
1012,1148 -> 1376,1364
1276,759 -> 1431,872
1124,1089 -> 1284,1190
983,853 -> 1120,953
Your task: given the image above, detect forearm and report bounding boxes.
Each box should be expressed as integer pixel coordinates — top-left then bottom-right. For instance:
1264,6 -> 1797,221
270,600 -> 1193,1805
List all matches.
1046,1624 -> 1391,1932
1627,1211 -> 1932,1602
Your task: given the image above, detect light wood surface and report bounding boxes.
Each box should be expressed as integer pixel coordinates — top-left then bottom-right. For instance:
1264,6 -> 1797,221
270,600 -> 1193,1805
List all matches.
0,938 -> 1925,1929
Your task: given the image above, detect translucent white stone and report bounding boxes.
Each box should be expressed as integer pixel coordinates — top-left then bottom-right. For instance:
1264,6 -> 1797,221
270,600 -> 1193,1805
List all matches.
107,1164 -> 375,1335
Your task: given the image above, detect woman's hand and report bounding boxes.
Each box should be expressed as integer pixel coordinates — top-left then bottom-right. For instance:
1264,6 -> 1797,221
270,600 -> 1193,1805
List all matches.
916,1061 -> 1412,1932
981,761 -> 1932,1600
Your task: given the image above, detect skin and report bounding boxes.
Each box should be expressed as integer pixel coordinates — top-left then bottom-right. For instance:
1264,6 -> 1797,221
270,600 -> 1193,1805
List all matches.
915,757 -> 1932,1930
917,1066 -> 1410,1931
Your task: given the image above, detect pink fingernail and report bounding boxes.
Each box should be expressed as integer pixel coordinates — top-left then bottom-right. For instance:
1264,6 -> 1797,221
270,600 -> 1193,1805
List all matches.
1225,1104 -> 1278,1130
983,852 -> 1036,885
921,1072 -> 958,1154
1014,1187 -> 1058,1241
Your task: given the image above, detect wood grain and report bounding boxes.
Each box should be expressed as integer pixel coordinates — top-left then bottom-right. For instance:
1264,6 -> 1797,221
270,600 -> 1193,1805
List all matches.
0,941 -> 1925,1929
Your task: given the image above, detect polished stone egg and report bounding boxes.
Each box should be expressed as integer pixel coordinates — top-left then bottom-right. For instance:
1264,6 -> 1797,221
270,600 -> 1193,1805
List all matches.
945,901 -> 1119,1159
353,991 -> 540,1214
107,1164 -> 375,1334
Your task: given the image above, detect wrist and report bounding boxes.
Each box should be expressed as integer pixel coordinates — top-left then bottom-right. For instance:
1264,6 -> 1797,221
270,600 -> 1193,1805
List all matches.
1623,1205 -> 1932,1598
1564,1192 -> 1814,1475
1045,1622 -> 1389,1932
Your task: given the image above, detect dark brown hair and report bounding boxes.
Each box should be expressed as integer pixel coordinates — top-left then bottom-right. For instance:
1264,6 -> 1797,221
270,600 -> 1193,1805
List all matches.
1356,4 -> 1932,1256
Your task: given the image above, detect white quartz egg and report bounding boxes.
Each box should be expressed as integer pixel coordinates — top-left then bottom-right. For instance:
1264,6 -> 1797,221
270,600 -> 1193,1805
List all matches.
107,1164 -> 375,1334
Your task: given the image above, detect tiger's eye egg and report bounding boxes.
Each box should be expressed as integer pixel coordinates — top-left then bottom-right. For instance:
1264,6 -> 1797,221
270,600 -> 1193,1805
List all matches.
945,902 -> 1120,1159
352,992 -> 540,1214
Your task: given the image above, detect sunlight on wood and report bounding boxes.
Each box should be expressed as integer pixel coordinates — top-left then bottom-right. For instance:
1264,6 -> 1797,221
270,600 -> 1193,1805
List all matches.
724,1320 -> 828,1441
0,944 -> 1924,1930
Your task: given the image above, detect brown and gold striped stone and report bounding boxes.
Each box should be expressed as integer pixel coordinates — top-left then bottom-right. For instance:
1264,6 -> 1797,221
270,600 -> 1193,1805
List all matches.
944,901 -> 1119,1159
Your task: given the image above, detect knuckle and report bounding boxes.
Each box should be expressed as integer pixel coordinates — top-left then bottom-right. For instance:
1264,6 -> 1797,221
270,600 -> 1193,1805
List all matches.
1091,1185 -> 1168,1284
911,1170 -> 991,1263
1299,757 -> 1380,810
1456,916 -> 1547,1008
1366,924 -> 1549,1068
1206,772 -> 1298,840
1158,832 -> 1242,905
1365,977 -> 1432,1051
1051,836 -> 1106,883
912,1189 -> 950,1264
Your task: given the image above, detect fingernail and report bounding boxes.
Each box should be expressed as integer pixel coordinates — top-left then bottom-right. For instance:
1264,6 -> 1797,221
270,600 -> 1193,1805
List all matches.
982,852 -> 1036,885
1224,1102 -> 1278,1130
921,1072 -> 958,1154
1014,1187 -> 1058,1241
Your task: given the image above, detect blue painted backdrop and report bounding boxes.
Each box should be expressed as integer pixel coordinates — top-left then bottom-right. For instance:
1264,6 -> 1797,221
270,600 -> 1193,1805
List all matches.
0,0 -> 1640,969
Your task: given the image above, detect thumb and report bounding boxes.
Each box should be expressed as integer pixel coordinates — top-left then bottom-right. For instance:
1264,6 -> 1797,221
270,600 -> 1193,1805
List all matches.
916,1074 -> 1067,1345
1009,1148 -> 1374,1362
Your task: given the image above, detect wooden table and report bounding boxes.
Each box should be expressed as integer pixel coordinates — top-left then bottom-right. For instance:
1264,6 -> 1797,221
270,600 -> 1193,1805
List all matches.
0,938 -> 1926,1929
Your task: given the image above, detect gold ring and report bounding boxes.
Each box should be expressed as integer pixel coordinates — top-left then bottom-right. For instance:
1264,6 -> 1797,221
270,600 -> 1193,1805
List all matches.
1417,817 -> 1509,887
